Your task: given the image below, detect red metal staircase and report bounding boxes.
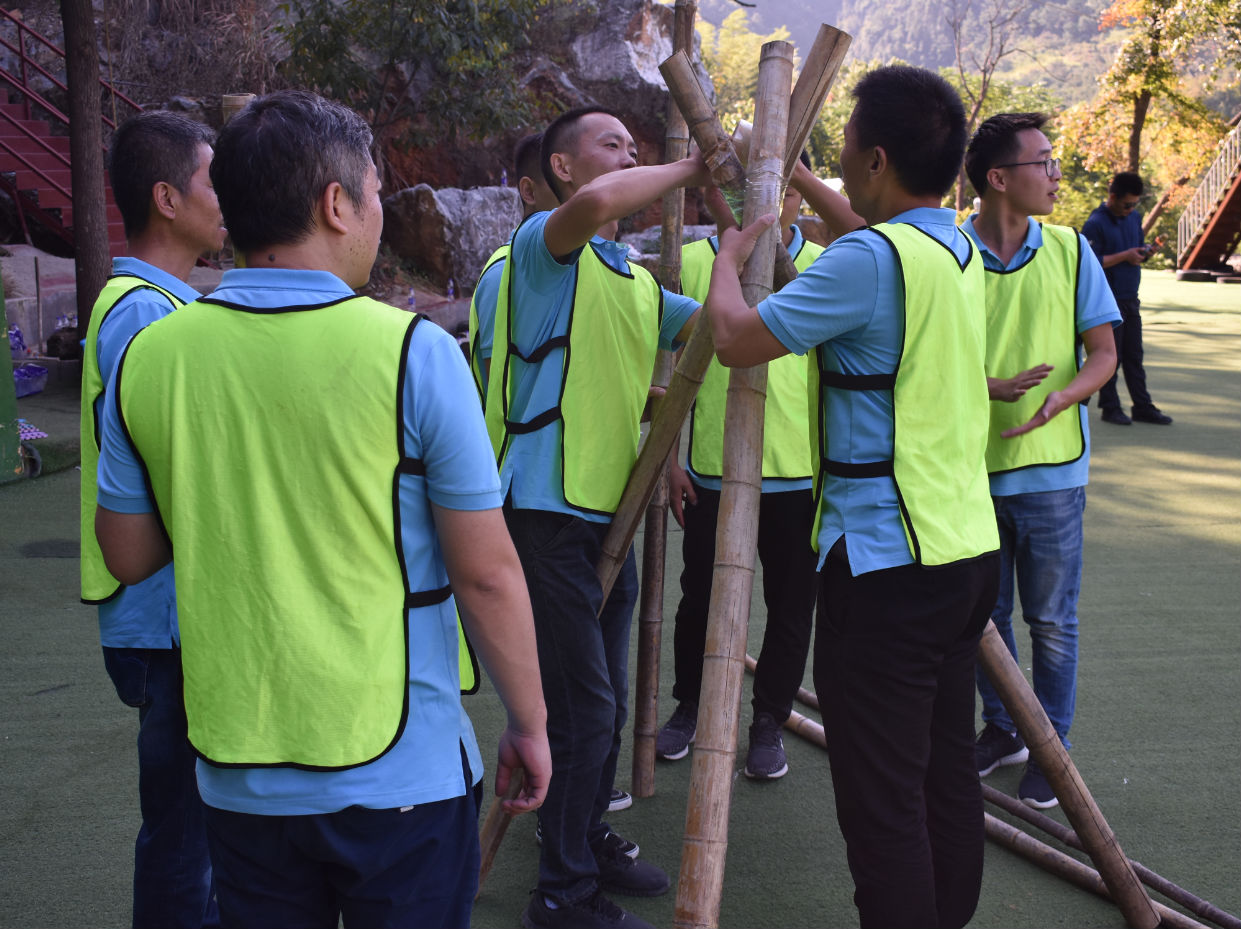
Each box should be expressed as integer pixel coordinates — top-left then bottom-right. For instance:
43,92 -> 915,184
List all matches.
0,8 -> 140,258
1177,124 -> 1241,272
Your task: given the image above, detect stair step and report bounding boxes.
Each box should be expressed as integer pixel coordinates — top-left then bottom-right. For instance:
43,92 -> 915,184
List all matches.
0,118 -> 54,138
0,151 -> 70,172
0,134 -> 71,154
4,167 -> 73,191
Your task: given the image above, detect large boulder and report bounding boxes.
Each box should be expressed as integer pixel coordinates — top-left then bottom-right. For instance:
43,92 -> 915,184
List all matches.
383,184 -> 521,293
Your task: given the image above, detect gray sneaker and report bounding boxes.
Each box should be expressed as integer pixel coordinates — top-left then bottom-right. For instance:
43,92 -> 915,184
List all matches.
744,712 -> 788,779
655,702 -> 697,761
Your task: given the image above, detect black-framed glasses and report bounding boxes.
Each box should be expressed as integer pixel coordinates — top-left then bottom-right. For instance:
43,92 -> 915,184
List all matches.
995,157 -> 1061,177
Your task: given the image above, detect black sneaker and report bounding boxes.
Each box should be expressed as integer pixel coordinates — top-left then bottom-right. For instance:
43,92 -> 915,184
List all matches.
608,787 -> 633,812
521,889 -> 656,929
1101,407 -> 1132,425
655,702 -> 697,761
744,712 -> 789,779
1132,406 -> 1172,424
537,825 -> 637,859
591,832 -> 669,897
1018,760 -> 1059,809
975,723 -> 1029,777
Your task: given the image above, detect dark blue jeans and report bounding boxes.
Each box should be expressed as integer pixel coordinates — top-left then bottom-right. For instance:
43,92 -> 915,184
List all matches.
203,769 -> 482,929
1098,296 -> 1156,413
504,505 -> 638,905
103,646 -> 217,929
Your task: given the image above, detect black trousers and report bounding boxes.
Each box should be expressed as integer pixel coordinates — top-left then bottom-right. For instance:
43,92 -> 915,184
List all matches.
671,483 -> 817,722
1098,296 -> 1156,413
815,539 -> 1000,929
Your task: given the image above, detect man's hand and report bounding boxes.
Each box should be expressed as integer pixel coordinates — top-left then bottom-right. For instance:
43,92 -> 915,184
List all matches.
989,364 -> 1053,402
716,214 -> 778,277
1122,245 -> 1147,265
1001,389 -> 1072,438
494,726 -> 551,815
667,460 -> 698,528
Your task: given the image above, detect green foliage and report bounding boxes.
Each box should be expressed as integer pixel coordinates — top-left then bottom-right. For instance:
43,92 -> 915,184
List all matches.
277,0 -> 549,144
697,8 -> 791,131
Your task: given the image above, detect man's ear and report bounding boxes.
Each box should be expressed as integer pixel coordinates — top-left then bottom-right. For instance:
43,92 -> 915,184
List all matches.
869,145 -> 887,178
320,181 -> 350,235
549,151 -> 572,187
986,167 -> 1007,194
151,181 -> 178,221
518,175 -> 537,209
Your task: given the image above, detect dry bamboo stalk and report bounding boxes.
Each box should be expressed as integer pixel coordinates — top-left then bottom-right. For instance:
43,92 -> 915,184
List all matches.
743,652 -> 820,712
978,621 -> 1161,929
475,768 -> 524,895
630,0 -> 699,802
782,26 -> 851,182
982,785 -> 1241,929
674,39 -> 792,929
983,813 -> 1211,929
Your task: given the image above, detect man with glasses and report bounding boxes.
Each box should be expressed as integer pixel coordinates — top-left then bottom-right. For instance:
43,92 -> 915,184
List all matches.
1082,172 -> 1172,425
961,112 -> 1119,809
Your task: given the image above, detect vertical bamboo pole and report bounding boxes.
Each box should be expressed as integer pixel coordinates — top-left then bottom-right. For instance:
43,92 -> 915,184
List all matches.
674,39 -> 792,929
631,0 -> 699,801
978,622 -> 1161,929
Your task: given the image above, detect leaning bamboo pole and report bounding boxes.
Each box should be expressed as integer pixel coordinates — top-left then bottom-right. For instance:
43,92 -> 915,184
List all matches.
978,621 -> 1161,928
982,785 -> 1241,929
673,39 -> 792,929
984,813 -> 1211,929
475,768 -> 524,897
596,30 -> 849,600
630,0 -> 699,801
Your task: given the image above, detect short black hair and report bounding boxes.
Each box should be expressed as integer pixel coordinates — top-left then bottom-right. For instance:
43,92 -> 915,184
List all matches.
1110,172 -> 1144,197
513,132 -> 543,185
108,111 -> 215,239
849,66 -> 967,198
540,106 -> 623,202
210,90 -> 374,253
964,113 -> 1049,200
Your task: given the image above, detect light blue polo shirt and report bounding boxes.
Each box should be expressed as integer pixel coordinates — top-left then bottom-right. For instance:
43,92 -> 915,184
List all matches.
94,257 -> 199,649
97,268 -> 497,815
684,227 -> 814,495
500,209 -> 699,523
757,207 -> 972,576
961,215 -> 1121,497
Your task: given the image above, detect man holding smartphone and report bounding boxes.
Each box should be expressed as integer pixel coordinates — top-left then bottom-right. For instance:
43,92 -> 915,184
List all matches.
1082,171 -> 1173,426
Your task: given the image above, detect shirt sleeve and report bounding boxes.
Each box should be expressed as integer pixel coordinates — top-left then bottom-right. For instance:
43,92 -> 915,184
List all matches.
757,234 -> 880,356
471,259 -> 503,362
96,291 -> 178,384
1075,233 -> 1122,332
96,341 -> 155,514
407,324 -> 503,512
659,289 -> 699,351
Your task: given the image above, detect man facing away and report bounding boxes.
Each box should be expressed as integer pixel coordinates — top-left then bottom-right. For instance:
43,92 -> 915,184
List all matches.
79,109 -> 225,929
1082,171 -> 1172,425
94,90 -> 550,928
961,112 -> 1120,809
706,66 -> 1001,929
656,162 -> 822,781
484,105 -> 709,929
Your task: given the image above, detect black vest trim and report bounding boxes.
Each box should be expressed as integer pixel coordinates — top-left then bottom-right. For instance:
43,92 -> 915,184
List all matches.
396,457 -> 426,476
820,370 -> 897,390
405,584 -> 453,609
822,458 -> 895,478
506,406 -> 562,435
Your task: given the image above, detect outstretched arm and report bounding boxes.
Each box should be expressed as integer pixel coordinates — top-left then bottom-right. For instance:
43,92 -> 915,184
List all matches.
1001,324 -> 1116,438
789,159 -> 865,239
705,214 -> 788,367
433,504 -> 550,814
543,155 -> 710,259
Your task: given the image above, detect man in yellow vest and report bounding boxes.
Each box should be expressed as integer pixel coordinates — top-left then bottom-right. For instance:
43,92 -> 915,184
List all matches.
961,113 -> 1119,809
656,167 -> 822,780
706,66 -> 1001,928
93,90 -> 550,928
486,106 -> 708,929
79,110 -> 225,929
468,132 -> 558,400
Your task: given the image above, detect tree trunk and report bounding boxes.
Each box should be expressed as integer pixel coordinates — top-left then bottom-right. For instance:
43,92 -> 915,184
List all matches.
1128,89 -> 1151,175
61,0 -> 110,337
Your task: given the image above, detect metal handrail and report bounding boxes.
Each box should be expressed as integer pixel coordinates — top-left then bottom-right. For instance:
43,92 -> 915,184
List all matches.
1177,126 -> 1241,266
0,8 -> 143,132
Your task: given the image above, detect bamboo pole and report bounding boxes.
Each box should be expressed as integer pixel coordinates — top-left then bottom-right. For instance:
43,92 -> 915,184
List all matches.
674,39 -> 792,929
783,25 -> 852,182
982,785 -> 1241,929
631,0 -> 699,800
475,768 -> 524,897
984,813 -> 1212,929
978,621 -> 1161,929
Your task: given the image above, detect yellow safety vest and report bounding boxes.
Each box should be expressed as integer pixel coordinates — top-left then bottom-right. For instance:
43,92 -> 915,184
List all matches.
468,244 -> 509,402
983,223 -> 1085,474
811,223 -> 998,566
